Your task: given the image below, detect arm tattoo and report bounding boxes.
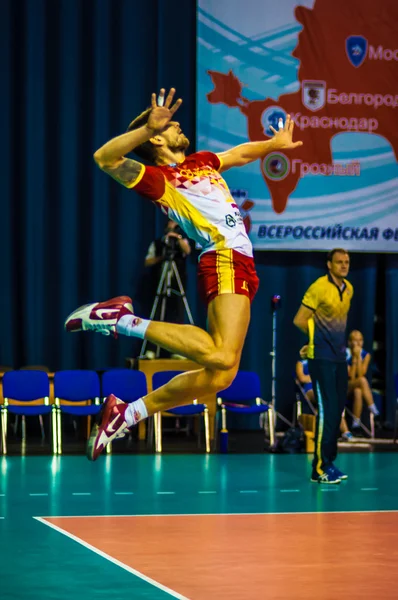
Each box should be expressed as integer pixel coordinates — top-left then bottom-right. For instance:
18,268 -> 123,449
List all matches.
102,159 -> 143,187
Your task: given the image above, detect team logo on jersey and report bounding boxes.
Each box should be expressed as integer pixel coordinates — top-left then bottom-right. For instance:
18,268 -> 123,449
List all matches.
225,214 -> 236,228
302,80 -> 326,112
346,35 -> 368,67
263,153 -> 290,181
261,106 -> 287,138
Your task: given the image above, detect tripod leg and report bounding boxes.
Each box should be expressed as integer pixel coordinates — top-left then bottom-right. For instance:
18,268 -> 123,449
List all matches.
140,260 -> 170,357
171,261 -> 195,325
156,265 -> 172,357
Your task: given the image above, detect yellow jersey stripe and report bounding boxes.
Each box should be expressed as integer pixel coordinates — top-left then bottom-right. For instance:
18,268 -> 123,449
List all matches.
315,382 -> 325,475
160,181 -> 226,249
216,249 -> 235,295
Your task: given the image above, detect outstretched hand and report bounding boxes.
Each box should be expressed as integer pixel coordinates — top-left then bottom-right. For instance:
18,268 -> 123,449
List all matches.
269,114 -> 303,150
147,88 -> 182,133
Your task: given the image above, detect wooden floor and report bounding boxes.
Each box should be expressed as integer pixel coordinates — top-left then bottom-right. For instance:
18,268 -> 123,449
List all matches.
1,453 -> 398,599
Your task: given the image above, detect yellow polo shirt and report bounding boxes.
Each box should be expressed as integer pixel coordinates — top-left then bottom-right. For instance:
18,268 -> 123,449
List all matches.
302,274 -> 354,362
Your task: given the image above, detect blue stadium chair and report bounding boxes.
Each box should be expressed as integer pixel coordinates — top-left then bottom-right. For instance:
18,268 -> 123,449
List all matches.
102,369 -> 147,403
53,370 -> 101,454
217,371 -> 271,452
152,371 -> 210,453
1,370 -> 56,455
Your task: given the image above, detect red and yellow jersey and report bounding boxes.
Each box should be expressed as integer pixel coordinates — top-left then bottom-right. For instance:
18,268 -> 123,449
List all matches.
129,151 -> 253,258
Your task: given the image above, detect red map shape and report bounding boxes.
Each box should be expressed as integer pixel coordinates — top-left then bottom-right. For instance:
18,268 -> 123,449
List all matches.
207,0 -> 398,213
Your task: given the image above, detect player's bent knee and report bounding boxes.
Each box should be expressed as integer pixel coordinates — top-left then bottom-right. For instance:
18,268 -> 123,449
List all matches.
213,350 -> 239,371
207,369 -> 237,393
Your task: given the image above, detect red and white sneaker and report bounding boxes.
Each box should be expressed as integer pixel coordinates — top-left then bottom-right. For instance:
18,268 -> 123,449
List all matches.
65,295 -> 134,337
87,394 -> 129,461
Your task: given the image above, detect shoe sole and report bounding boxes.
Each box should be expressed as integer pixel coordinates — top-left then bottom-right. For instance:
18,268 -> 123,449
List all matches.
310,476 -> 341,484
86,396 -> 129,461
65,303 -> 96,331
86,422 -> 100,461
65,296 -> 134,332
86,398 -> 115,461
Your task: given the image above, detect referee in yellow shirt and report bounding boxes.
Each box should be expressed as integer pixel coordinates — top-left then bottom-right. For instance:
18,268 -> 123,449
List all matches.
294,248 -> 353,484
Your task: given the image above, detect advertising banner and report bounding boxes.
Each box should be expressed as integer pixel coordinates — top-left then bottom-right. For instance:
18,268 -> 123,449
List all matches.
197,0 -> 398,251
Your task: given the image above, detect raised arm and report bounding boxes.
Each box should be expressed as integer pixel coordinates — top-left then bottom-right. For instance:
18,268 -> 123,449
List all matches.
93,87 -> 182,187
217,114 -> 303,173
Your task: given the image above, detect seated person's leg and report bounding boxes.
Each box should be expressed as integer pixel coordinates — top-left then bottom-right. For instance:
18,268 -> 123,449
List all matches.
358,376 -> 380,418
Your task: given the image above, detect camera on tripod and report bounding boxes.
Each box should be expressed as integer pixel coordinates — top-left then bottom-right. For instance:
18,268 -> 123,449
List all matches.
162,224 -> 184,259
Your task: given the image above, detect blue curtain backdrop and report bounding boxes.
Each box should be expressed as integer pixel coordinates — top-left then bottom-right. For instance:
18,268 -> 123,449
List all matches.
1,0 -> 396,422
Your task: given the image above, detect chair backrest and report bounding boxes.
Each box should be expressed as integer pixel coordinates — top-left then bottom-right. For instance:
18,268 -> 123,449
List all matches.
102,369 -> 147,402
54,370 -> 100,401
218,371 -> 261,402
3,370 -> 50,401
152,371 -> 183,391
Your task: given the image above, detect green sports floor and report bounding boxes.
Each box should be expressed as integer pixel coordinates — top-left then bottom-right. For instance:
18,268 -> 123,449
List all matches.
1,453 -> 398,599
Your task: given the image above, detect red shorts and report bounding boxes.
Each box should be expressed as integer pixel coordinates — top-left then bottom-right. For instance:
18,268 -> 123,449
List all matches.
197,249 -> 259,306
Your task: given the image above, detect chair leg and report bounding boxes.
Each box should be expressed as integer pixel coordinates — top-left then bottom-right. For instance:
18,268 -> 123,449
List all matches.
204,408 -> 210,453
220,407 -> 228,453
57,408 -> 62,455
147,416 -> 154,449
13,415 -> 19,436
106,442 -> 112,454
296,400 -> 302,422
1,408 -> 7,455
370,412 -> 375,439
51,407 -> 58,455
154,413 -> 162,453
268,406 -> 275,447
39,415 -> 45,440
21,416 -> 27,455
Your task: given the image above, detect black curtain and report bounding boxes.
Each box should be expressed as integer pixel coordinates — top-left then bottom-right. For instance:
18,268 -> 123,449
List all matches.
1,0 -> 397,422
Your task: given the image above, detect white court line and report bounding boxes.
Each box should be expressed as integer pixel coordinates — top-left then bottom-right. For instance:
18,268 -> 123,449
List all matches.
35,509 -> 398,519
29,493 -> 48,497
239,490 -> 258,494
361,488 -> 379,491
157,492 -> 175,495
0,517 -> 4,519
72,493 -> 91,496
114,492 -> 134,496
280,489 -> 300,493
198,491 -> 217,494
34,517 -> 190,600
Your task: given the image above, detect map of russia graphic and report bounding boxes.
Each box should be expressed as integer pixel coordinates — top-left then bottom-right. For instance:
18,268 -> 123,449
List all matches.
205,0 -> 398,215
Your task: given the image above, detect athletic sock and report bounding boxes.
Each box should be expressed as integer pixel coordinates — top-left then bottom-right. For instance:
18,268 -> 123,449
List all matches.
125,399 -> 148,427
352,417 -> 361,428
116,315 -> 150,339
369,403 -> 380,416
